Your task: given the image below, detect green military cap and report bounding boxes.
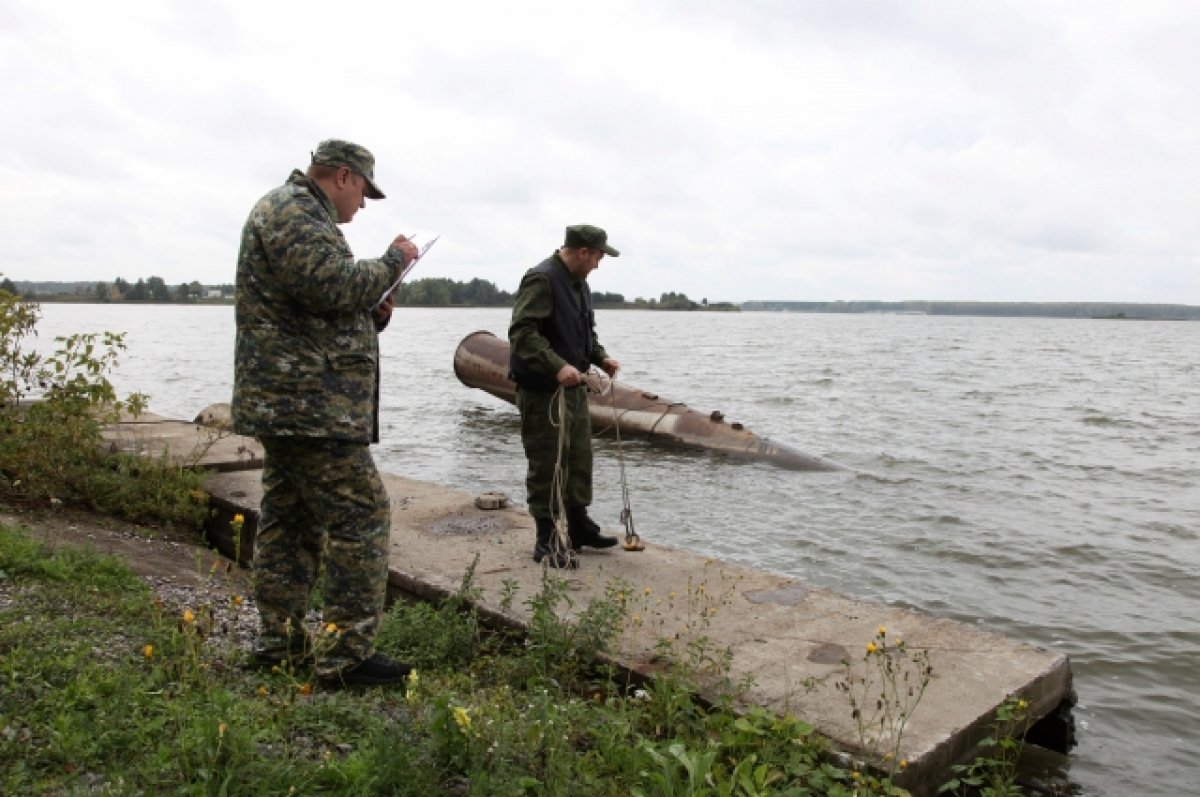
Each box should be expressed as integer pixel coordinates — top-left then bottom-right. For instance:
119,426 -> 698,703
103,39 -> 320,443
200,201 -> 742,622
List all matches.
564,224 -> 620,256
311,139 -> 386,200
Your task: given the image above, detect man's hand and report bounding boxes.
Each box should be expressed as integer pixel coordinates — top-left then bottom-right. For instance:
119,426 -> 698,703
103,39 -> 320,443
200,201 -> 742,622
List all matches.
600,358 -> 620,378
372,292 -> 395,331
391,234 -> 420,264
556,364 -> 584,387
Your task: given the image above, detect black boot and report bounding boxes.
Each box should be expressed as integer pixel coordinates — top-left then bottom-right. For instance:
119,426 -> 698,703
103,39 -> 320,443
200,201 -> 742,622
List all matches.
532,516 -> 578,569
567,507 -> 618,551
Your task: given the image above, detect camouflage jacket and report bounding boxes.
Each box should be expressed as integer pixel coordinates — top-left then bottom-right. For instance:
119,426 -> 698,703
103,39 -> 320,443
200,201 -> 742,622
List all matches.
231,170 -> 408,443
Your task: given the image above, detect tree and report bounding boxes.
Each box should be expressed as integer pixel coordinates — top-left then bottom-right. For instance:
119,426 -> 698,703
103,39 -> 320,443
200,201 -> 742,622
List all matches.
658,291 -> 697,310
466,278 -> 498,305
127,279 -> 148,301
114,277 -> 130,297
146,276 -> 171,301
0,277 -> 16,297
398,276 -> 509,306
423,279 -> 454,306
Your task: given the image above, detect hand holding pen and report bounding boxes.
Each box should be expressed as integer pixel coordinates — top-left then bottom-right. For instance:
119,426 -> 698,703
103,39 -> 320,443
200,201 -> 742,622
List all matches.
390,233 -> 419,264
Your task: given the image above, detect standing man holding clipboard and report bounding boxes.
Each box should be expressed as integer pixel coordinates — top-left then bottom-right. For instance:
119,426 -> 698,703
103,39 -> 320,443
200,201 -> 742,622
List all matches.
232,139 -> 421,688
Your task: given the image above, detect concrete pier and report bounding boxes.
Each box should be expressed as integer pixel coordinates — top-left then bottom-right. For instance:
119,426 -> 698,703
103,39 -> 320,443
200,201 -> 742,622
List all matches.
103,412 -> 1073,795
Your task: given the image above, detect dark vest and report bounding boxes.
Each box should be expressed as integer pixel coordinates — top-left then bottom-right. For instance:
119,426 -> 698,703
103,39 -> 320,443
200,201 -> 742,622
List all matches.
509,256 -> 594,392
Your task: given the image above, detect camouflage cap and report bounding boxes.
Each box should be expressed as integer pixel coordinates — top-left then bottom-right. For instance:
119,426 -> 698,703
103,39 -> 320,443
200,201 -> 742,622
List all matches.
564,224 -> 620,256
310,139 -> 386,199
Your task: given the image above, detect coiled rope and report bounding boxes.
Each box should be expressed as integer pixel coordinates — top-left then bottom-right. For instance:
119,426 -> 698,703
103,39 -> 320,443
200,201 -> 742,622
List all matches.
546,385 -> 576,563
581,370 -> 644,551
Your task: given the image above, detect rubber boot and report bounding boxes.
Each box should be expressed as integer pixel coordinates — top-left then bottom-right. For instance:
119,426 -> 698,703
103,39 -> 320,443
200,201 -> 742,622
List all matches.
567,506 -> 618,551
532,516 -> 578,569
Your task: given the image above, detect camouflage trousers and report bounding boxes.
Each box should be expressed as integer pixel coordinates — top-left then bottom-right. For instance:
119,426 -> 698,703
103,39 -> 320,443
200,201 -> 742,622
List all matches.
255,436 -> 390,675
516,386 -> 593,520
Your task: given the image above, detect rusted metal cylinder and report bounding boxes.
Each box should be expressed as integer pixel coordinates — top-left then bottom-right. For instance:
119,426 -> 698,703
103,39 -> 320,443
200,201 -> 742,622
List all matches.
453,330 -> 841,471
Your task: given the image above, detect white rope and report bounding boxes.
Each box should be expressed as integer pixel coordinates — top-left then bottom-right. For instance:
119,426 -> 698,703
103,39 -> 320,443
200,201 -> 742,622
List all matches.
546,386 -> 574,557
583,370 -> 642,549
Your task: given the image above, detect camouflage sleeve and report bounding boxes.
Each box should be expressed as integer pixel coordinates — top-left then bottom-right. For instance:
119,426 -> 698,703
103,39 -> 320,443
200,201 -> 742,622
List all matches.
250,191 -> 406,314
508,272 -> 568,376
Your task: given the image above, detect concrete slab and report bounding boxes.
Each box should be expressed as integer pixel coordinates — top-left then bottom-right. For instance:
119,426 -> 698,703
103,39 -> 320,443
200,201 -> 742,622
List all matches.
128,418 -> 1069,795
101,411 -> 263,472
203,465 -> 1071,795
388,478 -> 1070,796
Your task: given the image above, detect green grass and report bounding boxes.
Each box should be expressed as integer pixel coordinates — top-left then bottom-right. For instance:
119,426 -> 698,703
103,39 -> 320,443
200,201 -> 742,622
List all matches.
0,521 -> 908,796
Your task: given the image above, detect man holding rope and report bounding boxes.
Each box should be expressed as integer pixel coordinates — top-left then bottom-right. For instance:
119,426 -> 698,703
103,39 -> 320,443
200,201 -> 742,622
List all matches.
508,225 -> 623,569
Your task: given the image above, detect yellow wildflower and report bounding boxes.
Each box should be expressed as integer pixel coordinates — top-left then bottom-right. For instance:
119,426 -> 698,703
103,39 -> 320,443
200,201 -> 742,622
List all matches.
230,595 -> 244,607
643,587 -> 652,596
900,759 -> 908,769
218,722 -> 227,739
866,641 -> 878,654
232,513 -> 245,525
406,670 -> 420,704
257,686 -> 269,697
452,706 -> 472,731
325,622 -> 339,634
878,625 -> 887,637
143,644 -> 154,659
182,609 -> 196,624
299,682 -> 313,696
1017,698 -> 1029,711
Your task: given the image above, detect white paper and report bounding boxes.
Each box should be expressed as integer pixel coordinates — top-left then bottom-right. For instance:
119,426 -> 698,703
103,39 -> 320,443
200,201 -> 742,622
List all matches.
373,234 -> 440,309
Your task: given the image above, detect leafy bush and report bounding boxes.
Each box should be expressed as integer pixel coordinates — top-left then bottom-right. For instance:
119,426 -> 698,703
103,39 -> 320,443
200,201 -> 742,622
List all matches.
0,283 -> 207,528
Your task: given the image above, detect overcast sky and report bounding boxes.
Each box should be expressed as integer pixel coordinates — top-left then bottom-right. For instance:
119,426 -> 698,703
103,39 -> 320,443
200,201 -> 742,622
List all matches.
2,0 -> 1198,303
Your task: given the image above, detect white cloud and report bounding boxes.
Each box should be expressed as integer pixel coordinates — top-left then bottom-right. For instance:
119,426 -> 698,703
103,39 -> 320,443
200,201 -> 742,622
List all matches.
1,0 -> 1197,303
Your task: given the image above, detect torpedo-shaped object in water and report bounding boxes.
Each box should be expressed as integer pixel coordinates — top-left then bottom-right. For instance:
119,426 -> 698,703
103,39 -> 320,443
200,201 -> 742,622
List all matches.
453,330 -> 841,471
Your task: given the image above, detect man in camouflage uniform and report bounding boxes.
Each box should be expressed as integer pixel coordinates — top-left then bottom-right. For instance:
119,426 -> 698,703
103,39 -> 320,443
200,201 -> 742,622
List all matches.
232,139 -> 419,687
508,225 -> 623,569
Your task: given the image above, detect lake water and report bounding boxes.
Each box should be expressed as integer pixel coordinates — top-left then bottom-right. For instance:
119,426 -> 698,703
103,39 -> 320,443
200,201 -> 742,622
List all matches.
27,303 -> 1200,796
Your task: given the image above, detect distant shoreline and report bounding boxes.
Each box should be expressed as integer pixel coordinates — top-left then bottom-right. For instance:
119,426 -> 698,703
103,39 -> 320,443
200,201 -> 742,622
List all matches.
741,300 -> 1200,321
12,295 -> 1200,320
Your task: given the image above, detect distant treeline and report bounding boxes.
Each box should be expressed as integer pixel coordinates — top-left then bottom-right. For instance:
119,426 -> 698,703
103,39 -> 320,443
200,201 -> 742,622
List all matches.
387,282 -> 736,310
4,278 -> 739,311
3,278 -> 232,303
7,279 -> 1191,318
742,300 -> 1200,320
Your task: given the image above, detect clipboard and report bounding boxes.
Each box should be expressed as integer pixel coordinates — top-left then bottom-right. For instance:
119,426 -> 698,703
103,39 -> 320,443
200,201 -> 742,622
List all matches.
373,234 -> 440,309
